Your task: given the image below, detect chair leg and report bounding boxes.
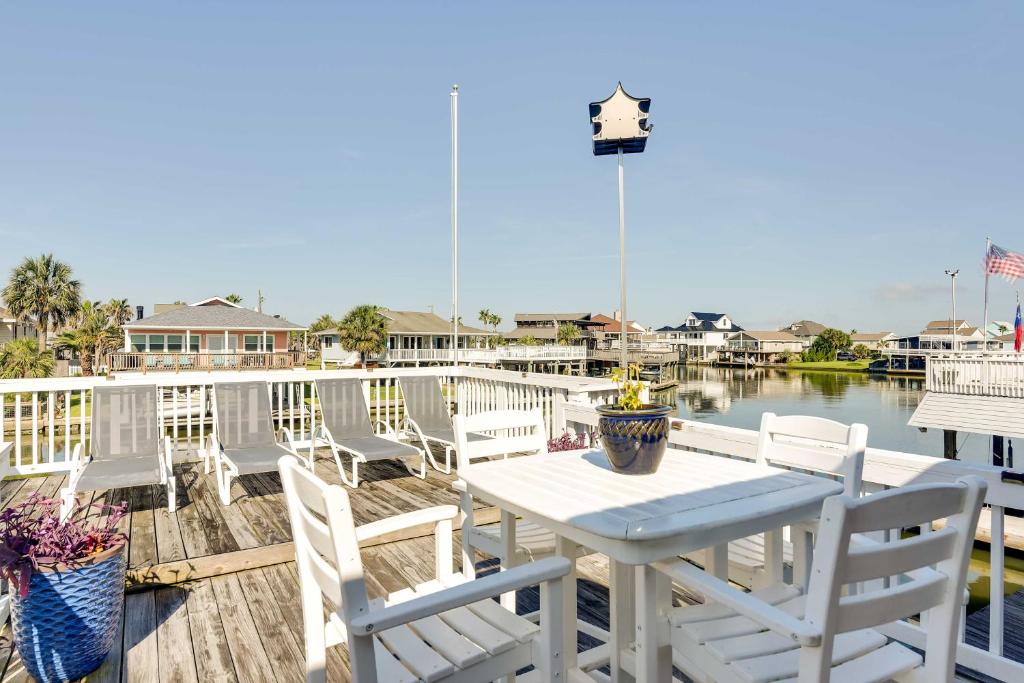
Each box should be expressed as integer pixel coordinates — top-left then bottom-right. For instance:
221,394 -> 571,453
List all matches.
404,452 -> 426,480
166,471 -> 177,513
59,489 -> 75,522
443,445 -> 452,474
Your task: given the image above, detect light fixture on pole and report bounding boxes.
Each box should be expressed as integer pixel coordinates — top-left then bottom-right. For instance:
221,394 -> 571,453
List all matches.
451,84 -> 459,368
945,269 -> 959,352
589,83 -> 652,373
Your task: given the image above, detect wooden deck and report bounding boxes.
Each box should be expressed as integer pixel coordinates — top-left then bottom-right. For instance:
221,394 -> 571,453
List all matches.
0,451 -> 648,682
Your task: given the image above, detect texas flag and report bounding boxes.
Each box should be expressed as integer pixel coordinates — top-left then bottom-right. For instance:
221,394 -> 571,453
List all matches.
1016,302 -> 1022,353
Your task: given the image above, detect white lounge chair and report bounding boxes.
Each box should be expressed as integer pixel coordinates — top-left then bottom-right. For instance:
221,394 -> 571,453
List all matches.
278,454 -> 572,683
61,385 -> 175,520
207,381 -> 306,506
689,412 -> 867,589
656,476 -> 986,683
310,378 -> 426,488
397,375 -> 488,474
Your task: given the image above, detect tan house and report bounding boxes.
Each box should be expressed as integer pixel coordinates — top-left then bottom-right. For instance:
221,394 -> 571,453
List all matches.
0,306 -> 38,346
850,332 -> 898,351
506,313 -> 599,343
720,330 -> 803,365
780,320 -> 828,348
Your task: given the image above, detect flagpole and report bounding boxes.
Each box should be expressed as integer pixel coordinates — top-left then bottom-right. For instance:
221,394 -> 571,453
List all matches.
451,84 -> 459,369
983,236 -> 992,353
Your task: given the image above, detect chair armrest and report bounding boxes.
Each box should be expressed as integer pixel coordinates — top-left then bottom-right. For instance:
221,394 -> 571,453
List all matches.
355,505 -> 459,543
278,427 -> 297,453
349,556 -> 572,634
372,420 -> 397,437
451,478 -> 467,493
653,558 -> 822,647
68,442 -> 85,476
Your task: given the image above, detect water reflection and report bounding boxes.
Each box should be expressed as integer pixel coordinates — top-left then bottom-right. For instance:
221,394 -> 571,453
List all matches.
654,365 -> 990,464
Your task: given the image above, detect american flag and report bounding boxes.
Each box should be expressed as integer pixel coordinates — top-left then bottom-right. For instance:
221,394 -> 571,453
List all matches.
985,243 -> 1024,282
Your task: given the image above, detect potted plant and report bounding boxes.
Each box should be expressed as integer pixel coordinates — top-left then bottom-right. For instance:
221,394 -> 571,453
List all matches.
0,494 -> 128,682
596,363 -> 673,474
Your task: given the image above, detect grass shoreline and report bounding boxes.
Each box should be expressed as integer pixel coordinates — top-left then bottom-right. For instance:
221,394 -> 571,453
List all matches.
783,359 -> 872,372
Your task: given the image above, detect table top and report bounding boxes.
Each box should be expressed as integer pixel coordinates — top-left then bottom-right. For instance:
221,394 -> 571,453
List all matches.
461,448 -> 843,564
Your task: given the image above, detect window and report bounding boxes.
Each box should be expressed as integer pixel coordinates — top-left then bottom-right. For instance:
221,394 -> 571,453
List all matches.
323,336 -> 333,348
148,335 -> 165,352
189,335 -> 200,352
244,335 -> 261,352
264,336 -> 274,352
166,335 -> 183,352
130,335 -> 146,352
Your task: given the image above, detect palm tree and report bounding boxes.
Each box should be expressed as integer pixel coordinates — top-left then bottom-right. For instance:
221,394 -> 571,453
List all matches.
2,254 -> 82,351
307,313 -> 337,352
0,338 -> 54,379
103,298 -> 132,327
225,293 -> 243,305
337,305 -> 388,367
557,322 -> 581,346
55,301 -> 119,376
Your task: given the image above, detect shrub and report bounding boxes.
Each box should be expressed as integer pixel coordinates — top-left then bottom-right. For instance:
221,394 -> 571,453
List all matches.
0,494 -> 127,597
851,343 -> 873,359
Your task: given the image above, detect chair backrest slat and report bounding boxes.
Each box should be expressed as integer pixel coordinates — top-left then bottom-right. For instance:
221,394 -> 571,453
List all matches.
755,413 -> 867,497
214,381 -> 277,450
801,477 -> 986,681
454,409 -> 546,469
315,379 -> 374,441
398,376 -> 453,435
91,385 -> 160,460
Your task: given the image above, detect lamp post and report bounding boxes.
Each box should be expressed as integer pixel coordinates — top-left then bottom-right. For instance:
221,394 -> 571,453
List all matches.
589,83 -> 652,373
945,269 -> 959,352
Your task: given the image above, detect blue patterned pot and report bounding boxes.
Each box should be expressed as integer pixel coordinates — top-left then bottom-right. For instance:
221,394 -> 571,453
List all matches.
10,544 -> 126,682
597,404 -> 672,475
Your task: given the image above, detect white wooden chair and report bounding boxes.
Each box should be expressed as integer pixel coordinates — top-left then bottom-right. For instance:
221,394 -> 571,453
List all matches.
690,412 -> 867,589
278,455 -> 571,683
654,476 -> 986,683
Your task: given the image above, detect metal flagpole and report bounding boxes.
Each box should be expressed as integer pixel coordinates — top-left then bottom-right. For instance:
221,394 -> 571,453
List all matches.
618,144 -> 627,374
451,85 -> 459,369
983,236 -> 992,353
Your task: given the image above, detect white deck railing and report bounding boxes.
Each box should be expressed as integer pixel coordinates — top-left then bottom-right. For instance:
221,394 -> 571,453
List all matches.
926,353 -> 1024,398
384,345 -> 588,364
560,402 -> 1024,682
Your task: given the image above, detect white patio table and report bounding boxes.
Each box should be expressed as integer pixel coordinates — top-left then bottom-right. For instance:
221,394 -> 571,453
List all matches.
459,447 -> 843,683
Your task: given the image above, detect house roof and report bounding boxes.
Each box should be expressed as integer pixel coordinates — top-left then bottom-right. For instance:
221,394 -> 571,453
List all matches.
513,312 -> 592,322
127,305 -> 304,331
589,313 -> 645,333
850,332 -> 894,342
924,319 -> 968,330
689,312 -> 727,322
0,306 -> 17,323
919,326 -> 981,337
673,319 -> 743,333
505,327 -> 559,340
782,320 -> 828,337
734,330 -> 802,342
381,310 -> 491,336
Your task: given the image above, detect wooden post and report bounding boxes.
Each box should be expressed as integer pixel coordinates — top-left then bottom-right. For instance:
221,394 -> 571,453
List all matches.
943,429 -> 957,459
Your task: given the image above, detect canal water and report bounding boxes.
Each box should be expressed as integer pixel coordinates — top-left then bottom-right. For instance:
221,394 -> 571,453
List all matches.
653,365 -> 1023,612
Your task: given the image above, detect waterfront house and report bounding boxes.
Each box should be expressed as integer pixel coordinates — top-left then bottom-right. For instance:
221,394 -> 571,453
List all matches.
720,330 -> 803,365
115,296 -> 306,371
0,305 -> 38,346
318,309 -> 494,367
589,312 -> 646,338
505,312 -> 599,343
655,312 -> 742,361
780,319 -> 828,348
917,319 -> 986,351
850,331 -> 898,351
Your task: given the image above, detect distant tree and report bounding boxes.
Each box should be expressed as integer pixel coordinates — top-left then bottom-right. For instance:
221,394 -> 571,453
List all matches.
557,322 -> 581,346
851,343 -> 873,360
304,314 -> 337,352
518,335 -> 542,346
55,301 -> 120,376
172,300 -> 187,306
337,305 -> 388,367
779,351 -> 801,364
807,328 -> 852,361
998,323 -> 1010,335
849,328 -> 858,335
2,254 -> 82,351
225,293 -> 243,305
102,298 -> 132,327
0,338 -> 54,379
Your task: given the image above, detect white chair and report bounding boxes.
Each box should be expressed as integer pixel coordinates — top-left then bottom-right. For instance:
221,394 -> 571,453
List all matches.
278,455 -> 571,683
398,375 -> 489,474
655,476 -> 987,683
207,381 -> 306,505
690,413 -> 867,589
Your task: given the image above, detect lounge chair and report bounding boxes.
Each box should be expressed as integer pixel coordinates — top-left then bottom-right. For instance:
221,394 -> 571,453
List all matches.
397,375 -> 488,473
60,385 -> 174,520
278,454 -> 571,683
207,381 -> 306,506
310,378 -> 426,488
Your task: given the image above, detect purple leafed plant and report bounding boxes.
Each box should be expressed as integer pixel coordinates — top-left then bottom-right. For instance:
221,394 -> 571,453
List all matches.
547,431 -> 591,452
0,493 -> 127,598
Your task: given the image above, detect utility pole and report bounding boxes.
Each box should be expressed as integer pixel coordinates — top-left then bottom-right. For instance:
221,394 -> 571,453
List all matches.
945,269 -> 959,352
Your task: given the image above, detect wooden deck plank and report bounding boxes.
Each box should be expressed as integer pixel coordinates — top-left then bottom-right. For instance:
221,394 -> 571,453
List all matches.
153,474 -> 187,565
184,579 -> 238,683
123,591 -> 158,683
154,587 -> 198,683
84,601 -> 125,683
184,468 -> 242,555
235,568 -> 307,681
209,574 -> 275,683
173,464 -> 215,559
128,486 -> 158,571
227,473 -> 289,547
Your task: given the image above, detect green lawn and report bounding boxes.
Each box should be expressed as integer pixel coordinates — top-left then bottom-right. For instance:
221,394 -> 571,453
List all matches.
785,359 -> 872,372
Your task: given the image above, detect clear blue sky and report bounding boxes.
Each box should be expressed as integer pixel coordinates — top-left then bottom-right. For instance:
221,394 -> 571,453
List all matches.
2,2 -> 1022,334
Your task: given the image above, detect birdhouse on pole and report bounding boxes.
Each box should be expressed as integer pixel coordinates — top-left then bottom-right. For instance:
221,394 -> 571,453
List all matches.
588,82 -> 652,156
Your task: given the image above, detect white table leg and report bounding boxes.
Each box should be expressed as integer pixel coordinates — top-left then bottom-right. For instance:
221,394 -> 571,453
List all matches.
555,535 -> 578,674
635,564 -> 671,683
705,542 -> 729,600
499,509 -> 517,611
609,559 -> 636,683
761,528 -> 784,588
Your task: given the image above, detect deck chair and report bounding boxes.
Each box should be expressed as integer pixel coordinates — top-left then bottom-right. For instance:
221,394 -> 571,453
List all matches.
60,385 -> 174,520
688,412 -> 867,589
311,378 -> 426,488
278,454 -> 572,683
656,476 -> 986,683
207,381 -> 306,506
397,375 -> 488,473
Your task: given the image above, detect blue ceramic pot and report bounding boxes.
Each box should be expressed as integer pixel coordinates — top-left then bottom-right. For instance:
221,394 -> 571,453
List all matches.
10,544 -> 126,683
596,404 -> 672,475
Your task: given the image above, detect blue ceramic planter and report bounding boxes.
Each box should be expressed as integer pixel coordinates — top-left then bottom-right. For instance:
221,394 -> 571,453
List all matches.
10,544 -> 126,683
596,404 -> 672,475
